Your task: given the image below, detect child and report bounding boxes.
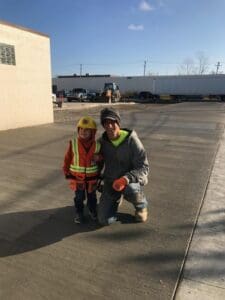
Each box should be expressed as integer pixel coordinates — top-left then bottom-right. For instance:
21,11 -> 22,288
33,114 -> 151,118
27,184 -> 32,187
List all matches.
63,116 -> 102,223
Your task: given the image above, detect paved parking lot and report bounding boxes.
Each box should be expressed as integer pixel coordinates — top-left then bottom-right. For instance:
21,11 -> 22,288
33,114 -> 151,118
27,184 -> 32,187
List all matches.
0,102 -> 225,299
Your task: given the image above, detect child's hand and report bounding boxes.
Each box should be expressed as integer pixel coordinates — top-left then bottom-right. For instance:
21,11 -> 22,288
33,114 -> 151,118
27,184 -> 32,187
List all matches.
65,173 -> 71,179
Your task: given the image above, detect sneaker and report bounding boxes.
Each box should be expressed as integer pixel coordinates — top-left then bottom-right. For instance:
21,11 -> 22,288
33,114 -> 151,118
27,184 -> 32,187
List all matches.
108,216 -> 119,225
88,209 -> 98,221
135,207 -> 148,223
74,212 -> 84,224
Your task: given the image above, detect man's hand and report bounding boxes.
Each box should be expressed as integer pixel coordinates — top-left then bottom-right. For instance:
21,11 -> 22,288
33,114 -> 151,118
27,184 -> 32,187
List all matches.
112,177 -> 128,192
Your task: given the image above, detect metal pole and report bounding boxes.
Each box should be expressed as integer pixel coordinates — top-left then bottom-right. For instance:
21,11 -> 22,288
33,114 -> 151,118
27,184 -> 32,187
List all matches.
216,62 -> 221,74
144,60 -> 146,76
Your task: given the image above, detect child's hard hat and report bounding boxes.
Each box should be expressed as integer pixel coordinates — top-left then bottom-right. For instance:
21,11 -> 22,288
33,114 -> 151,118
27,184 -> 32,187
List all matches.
77,116 -> 97,129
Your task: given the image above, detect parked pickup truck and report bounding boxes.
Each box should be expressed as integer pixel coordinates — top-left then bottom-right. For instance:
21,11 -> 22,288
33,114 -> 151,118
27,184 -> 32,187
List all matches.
67,88 -> 88,102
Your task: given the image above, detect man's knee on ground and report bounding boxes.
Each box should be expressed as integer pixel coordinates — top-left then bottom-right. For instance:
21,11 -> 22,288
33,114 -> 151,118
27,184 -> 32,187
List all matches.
97,207 -> 109,226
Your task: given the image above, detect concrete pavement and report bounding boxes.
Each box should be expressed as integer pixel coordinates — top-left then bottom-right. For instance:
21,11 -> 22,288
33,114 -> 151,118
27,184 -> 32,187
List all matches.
54,101 -> 225,299
0,102 -> 225,299
53,100 -> 135,111
175,120 -> 225,299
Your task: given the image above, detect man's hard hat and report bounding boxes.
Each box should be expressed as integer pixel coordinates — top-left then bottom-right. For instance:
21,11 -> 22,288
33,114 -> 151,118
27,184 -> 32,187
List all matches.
77,116 -> 97,130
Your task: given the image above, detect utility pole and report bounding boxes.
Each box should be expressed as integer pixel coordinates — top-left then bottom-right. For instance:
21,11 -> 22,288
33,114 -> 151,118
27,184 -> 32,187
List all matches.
80,64 -> 83,76
215,61 -> 221,74
143,60 -> 147,76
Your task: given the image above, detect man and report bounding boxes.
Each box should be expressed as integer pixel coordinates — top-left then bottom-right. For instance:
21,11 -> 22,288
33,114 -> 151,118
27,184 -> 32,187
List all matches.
98,107 -> 149,225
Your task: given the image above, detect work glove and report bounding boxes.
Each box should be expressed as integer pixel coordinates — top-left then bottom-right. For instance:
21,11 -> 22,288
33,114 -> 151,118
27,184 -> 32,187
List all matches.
112,177 -> 128,192
69,180 -> 76,191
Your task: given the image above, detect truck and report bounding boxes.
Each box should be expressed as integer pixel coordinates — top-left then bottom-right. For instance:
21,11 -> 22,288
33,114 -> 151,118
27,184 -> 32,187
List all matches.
67,88 -> 88,102
95,82 -> 121,102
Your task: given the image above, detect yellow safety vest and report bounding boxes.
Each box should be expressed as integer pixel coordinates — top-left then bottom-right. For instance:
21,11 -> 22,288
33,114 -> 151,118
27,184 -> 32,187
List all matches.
69,138 -> 101,181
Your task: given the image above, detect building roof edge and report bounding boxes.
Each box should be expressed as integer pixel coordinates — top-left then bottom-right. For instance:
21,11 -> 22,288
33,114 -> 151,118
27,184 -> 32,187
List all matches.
0,19 -> 49,38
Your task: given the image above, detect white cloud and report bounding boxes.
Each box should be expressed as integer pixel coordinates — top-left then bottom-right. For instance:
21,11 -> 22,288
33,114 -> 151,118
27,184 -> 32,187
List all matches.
128,24 -> 144,31
139,0 -> 154,11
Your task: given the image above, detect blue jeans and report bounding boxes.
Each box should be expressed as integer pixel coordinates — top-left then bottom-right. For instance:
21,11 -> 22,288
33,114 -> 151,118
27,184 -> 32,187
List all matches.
74,188 -> 97,214
98,181 -> 148,225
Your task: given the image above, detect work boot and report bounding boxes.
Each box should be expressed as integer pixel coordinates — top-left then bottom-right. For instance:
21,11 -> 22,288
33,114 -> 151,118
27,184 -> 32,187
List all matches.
74,211 -> 84,224
135,207 -> 148,222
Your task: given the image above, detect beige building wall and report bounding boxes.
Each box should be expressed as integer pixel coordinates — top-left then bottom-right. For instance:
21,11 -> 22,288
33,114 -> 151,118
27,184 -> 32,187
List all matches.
0,20 -> 53,131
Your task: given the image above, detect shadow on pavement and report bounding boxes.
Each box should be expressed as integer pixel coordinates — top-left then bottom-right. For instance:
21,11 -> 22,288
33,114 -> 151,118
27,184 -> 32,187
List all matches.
117,212 -> 136,224
119,248 -> 225,280
0,205 -> 100,257
168,212 -> 225,236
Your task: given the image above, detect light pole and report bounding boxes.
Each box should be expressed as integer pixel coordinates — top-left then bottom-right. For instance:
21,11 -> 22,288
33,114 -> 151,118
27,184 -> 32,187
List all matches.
143,60 -> 147,76
215,61 -> 221,74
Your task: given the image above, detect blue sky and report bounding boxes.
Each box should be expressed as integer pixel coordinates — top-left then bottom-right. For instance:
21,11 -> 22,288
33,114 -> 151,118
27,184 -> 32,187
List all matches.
1,0 -> 225,76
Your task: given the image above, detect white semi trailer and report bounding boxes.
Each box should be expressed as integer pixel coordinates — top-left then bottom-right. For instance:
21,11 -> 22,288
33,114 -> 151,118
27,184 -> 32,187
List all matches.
151,75 -> 225,101
52,74 -> 225,101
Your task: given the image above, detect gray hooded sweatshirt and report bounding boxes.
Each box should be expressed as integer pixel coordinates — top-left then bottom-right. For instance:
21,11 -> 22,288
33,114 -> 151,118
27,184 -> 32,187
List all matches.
99,129 -> 149,185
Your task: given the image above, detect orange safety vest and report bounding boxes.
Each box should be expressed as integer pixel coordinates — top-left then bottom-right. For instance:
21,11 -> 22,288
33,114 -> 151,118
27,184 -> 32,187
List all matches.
69,138 -> 101,182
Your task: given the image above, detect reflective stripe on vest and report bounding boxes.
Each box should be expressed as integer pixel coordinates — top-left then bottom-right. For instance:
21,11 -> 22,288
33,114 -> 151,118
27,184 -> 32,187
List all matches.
69,139 -> 100,174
